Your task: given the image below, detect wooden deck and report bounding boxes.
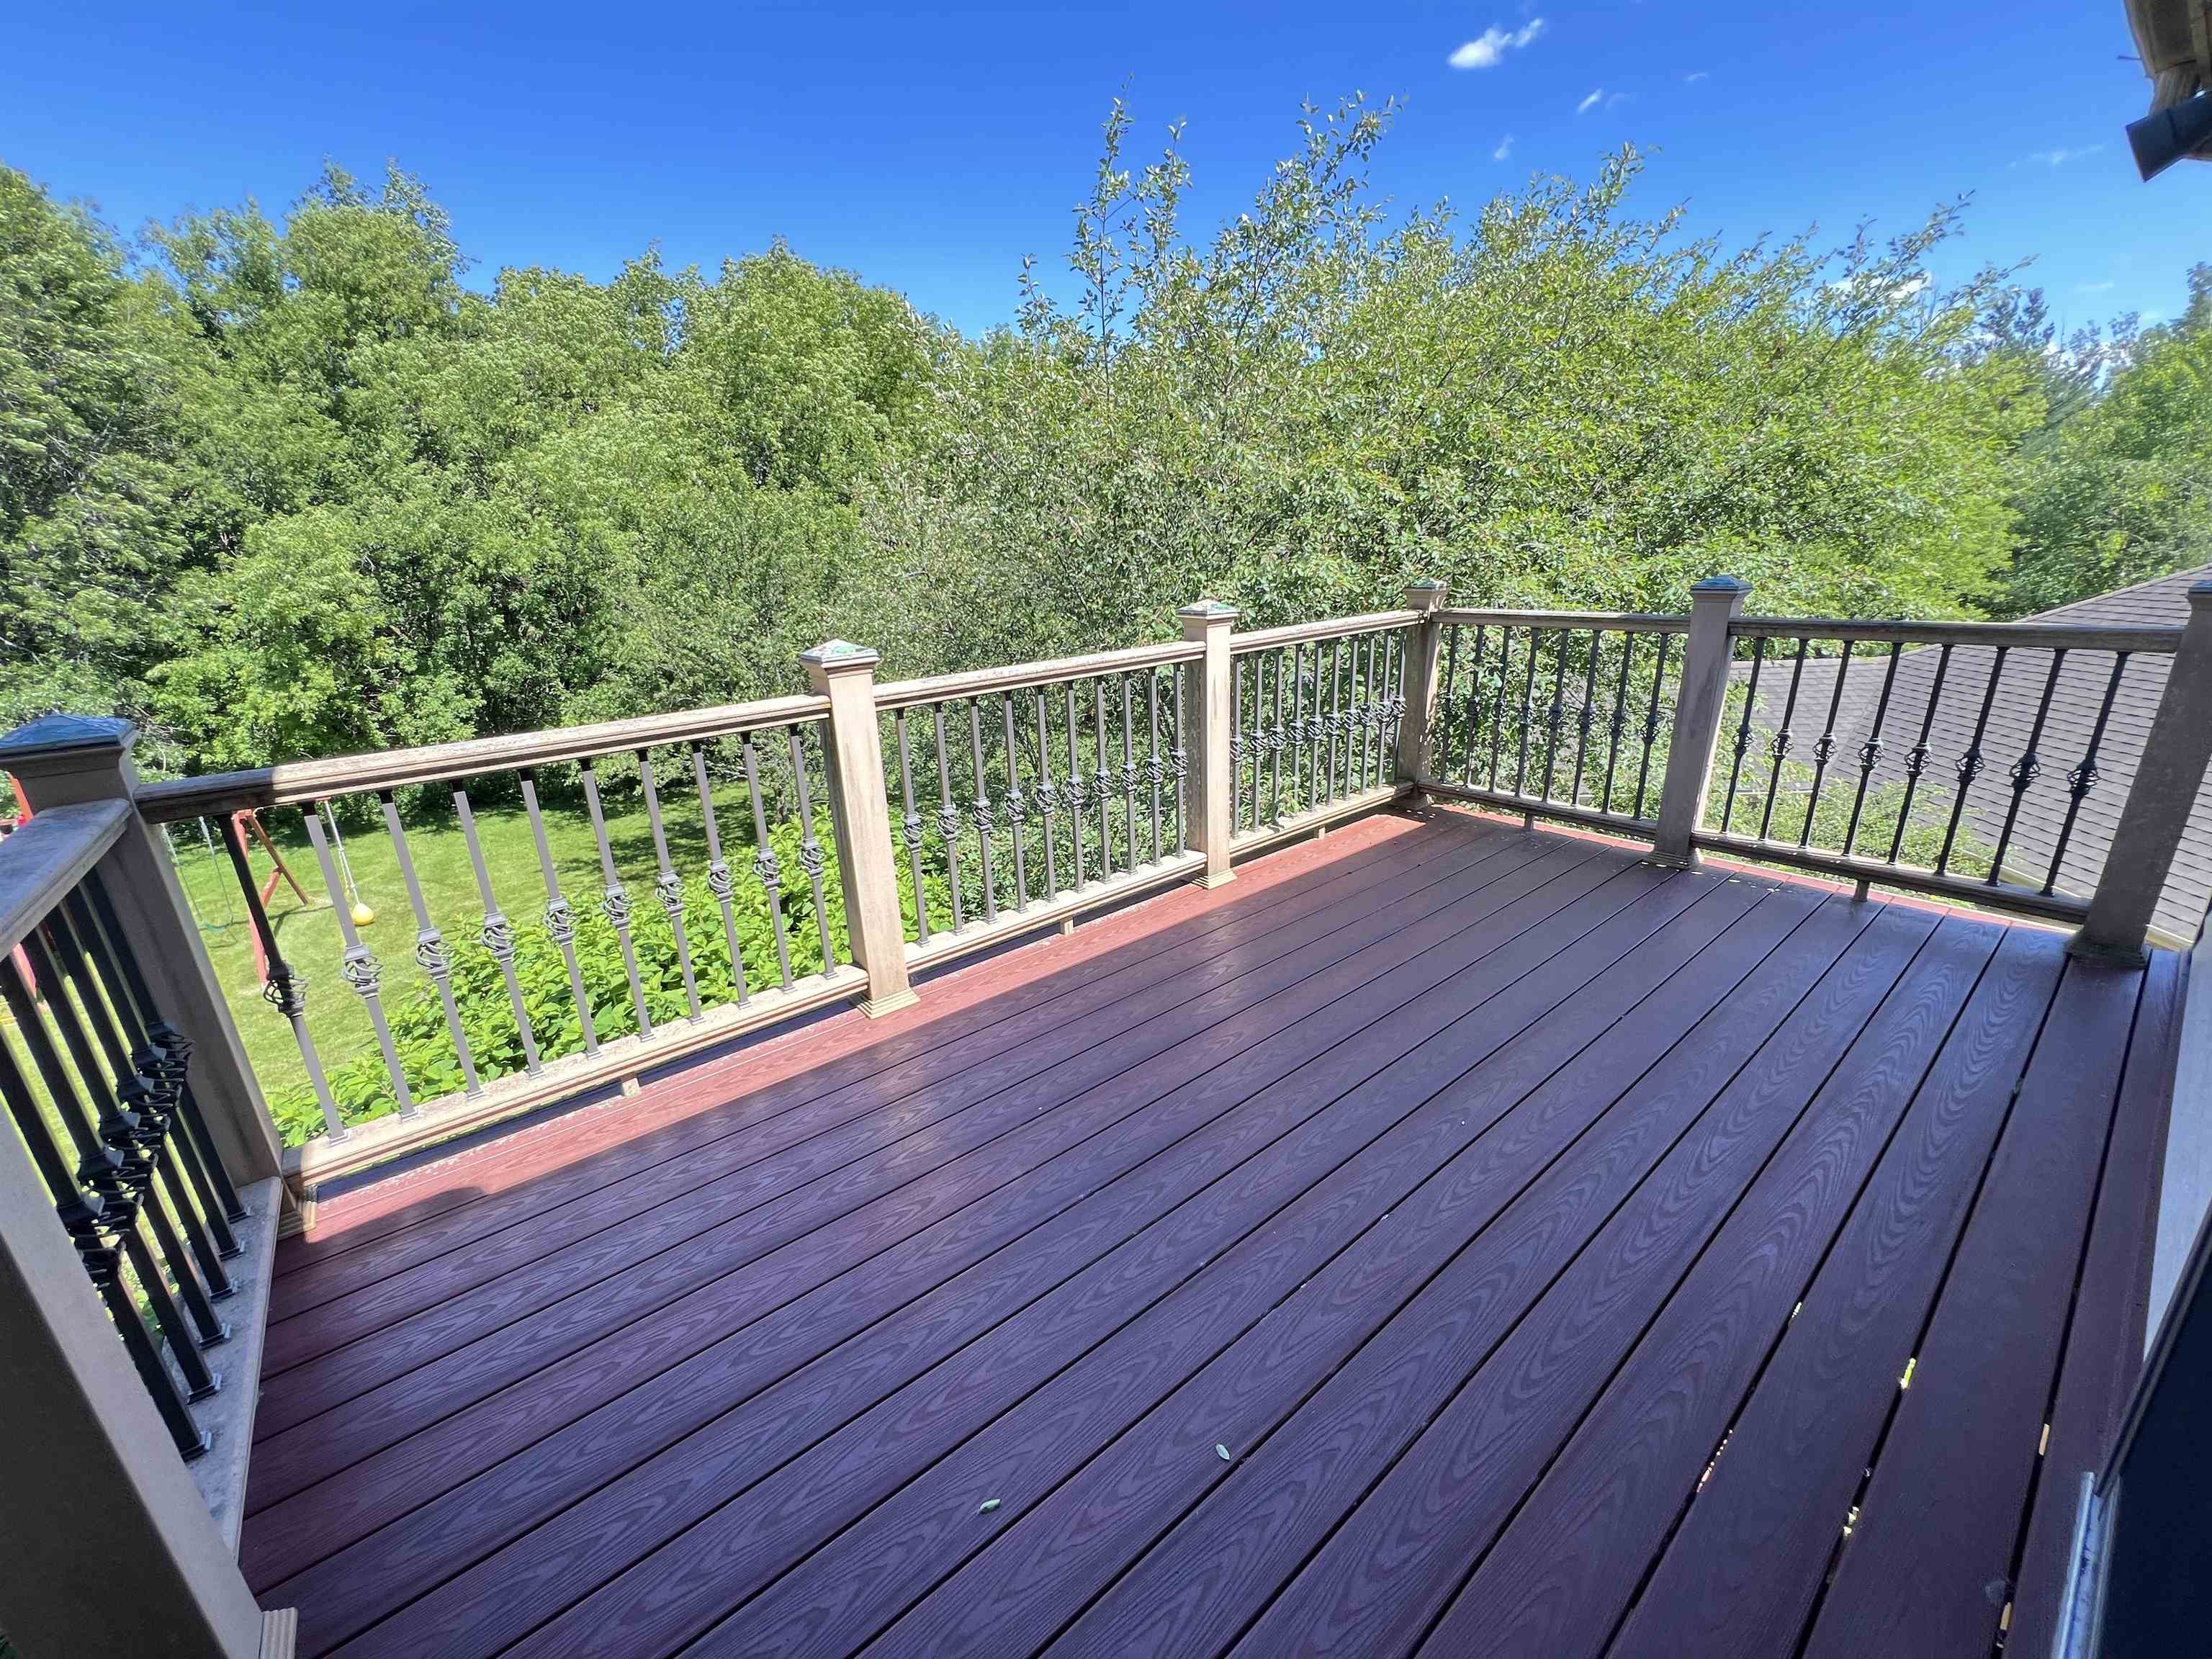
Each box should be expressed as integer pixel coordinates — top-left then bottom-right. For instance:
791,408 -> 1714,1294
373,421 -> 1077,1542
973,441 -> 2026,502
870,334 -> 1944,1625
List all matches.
240,806 -> 2180,1659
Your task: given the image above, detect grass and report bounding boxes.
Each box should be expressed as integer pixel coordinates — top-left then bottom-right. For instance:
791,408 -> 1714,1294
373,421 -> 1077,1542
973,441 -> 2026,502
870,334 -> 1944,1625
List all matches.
161,767 -> 812,1105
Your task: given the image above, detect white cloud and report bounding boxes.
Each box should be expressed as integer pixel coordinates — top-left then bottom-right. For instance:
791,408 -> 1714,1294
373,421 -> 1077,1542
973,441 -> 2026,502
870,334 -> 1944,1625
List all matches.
1683,70 -> 1708,82
1607,91 -> 1630,107
1493,133 -> 1516,161
1577,87 -> 1604,114
1449,17 -> 1545,69
2077,279 -> 2117,293
2015,143 -> 2106,168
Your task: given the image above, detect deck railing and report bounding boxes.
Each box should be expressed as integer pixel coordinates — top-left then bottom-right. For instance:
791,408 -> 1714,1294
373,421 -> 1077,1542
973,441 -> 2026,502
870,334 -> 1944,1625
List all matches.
4,575 -> 2212,1658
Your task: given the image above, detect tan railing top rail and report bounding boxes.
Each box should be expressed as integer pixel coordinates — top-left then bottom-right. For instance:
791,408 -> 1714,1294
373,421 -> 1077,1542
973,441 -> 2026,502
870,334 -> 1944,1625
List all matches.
0,799 -> 129,953
1437,606 -> 1691,634
873,639 -> 1202,712
1231,608 -> 1424,654
134,693 -> 831,823
1727,616 -> 2188,652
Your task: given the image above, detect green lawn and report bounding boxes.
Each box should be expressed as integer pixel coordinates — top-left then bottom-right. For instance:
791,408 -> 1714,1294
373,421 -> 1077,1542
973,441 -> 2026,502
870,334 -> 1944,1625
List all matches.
162,770 -> 814,1110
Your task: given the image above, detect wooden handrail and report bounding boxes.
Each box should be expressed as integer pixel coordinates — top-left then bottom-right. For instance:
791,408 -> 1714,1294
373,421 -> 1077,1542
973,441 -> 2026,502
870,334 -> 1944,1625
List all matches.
1729,616 -> 2186,652
134,694 -> 831,822
0,800 -> 130,955
873,639 -> 1202,711
1230,609 -> 1422,653
1437,606 -> 1690,634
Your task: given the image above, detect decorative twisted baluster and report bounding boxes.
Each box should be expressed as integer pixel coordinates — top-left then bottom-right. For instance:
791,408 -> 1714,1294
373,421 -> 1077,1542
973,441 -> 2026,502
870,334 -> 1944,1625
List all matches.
1323,638 -> 1347,803
963,704 -> 999,925
692,743 -> 752,998
578,762 -> 655,1040
1754,639 -> 1810,842
742,735 -> 797,989
1536,631 -> 1569,799
1230,657 -> 1250,832
2044,653 -> 2131,896
1092,680 -> 1116,865
1841,643 -> 1903,858
1887,644 -> 1951,867
1795,647 -> 1855,847
1632,633 -> 1671,820
305,805 -> 416,1112
1721,636 -> 1766,833
789,726 -> 840,969
376,788 -> 487,1087
1938,646 -> 2010,876
1064,683 -> 1089,886
1268,649 -> 1287,823
0,1032 -> 207,1454
450,783 -> 547,1066
1170,666 -> 1189,851
1598,630 -> 1635,814
1511,628 -> 1540,797
1988,649 -> 2069,886
634,750 -> 703,1022
1146,670 -> 1165,864
892,714 -> 931,945
1120,677 -> 1141,864
930,705 -> 966,933
520,768 -> 599,1055
1568,631 -> 1601,805
1033,691 -> 1061,898
219,813 -> 343,1140
1001,695 -> 1029,910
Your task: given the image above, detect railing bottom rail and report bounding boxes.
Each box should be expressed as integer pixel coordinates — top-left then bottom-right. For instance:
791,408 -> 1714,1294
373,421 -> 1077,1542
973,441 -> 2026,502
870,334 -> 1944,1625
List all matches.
1692,829 -> 2091,925
282,964 -> 867,1218
1417,777 -> 1659,843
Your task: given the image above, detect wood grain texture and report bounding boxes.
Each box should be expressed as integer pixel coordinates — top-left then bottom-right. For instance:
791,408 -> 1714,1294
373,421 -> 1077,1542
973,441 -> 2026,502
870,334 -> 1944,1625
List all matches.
1426,926 -> 2053,1659
249,829 -> 1566,1506
2006,948 -> 2184,1659
270,851 -> 1663,1645
1798,956 -> 2145,1658
232,814 -> 2170,1659
338,859 -> 1728,1659
1181,909 -> 1970,1659
1606,927 -> 2067,1659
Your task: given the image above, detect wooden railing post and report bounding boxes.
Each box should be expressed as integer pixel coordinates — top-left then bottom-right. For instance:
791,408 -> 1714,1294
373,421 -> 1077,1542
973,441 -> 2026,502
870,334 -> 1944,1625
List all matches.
0,1112 -> 292,1658
0,717 -> 284,1191
1650,576 -> 1750,867
1177,601 -> 1240,887
1394,579 -> 1449,791
2073,582 -> 2212,966
801,642 -> 919,1017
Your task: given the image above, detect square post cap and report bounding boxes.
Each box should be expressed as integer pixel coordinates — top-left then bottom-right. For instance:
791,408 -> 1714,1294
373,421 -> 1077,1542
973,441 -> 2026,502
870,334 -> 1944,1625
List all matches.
1177,601 -> 1239,637
1401,579 -> 1449,613
1689,576 -> 1752,600
0,715 -> 138,772
800,640 -> 882,689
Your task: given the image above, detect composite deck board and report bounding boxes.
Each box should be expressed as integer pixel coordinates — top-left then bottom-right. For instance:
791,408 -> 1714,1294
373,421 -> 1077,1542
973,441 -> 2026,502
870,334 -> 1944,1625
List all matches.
263,814 -> 1451,1309
1420,925 -> 2051,1659
2007,949 -> 2183,1659
271,848 -> 1666,1637
318,855 -> 1717,1658
240,810 -> 2170,1659
257,822 -> 1509,1386
1605,928 -> 2068,1659
1799,955 -> 2146,1658
1166,908 -> 1972,1659
249,830 -> 1575,1501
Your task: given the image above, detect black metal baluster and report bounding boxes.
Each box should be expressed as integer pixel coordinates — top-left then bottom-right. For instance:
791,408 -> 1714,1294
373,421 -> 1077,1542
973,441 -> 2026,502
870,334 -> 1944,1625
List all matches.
2,950 -> 220,1397
0,1034 -> 205,1455
577,763 -> 652,1041
1721,637 -> 1766,835
1437,626 -> 1461,779
1460,626 -> 1488,788
1568,629 -> 1601,806
1034,691 -> 1061,897
1269,649 -> 1286,823
1798,647 -> 1854,847
1987,649 -> 2069,886
1539,630 -> 1570,801
742,734 -> 798,988
636,750 -> 703,1022
1146,671 -> 1165,864
1092,680 -> 1115,867
891,714 -> 930,945
2044,654 -> 2130,896
963,703 -> 999,925
1756,638 -> 1810,842
929,706 -> 966,933
73,876 -> 246,1229
1632,633 -> 1671,820
1001,696 -> 1029,911
1063,684 -> 1089,886
1842,643 -> 1903,858
1120,677 -> 1139,866
1170,667 -> 1188,850
1600,631 -> 1634,813
1512,627 -> 1541,797
1887,644 -> 1952,867
1231,656 -> 1249,833
220,816 -> 343,1140
1937,646 -> 2010,877
693,742 -> 752,994
1487,627 -> 1514,791
790,726 -> 840,967
520,768 -> 601,1050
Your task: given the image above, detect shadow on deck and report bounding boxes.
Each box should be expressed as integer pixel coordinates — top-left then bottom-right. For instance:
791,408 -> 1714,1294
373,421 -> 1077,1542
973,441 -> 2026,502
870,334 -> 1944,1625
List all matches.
240,806 -> 2179,1659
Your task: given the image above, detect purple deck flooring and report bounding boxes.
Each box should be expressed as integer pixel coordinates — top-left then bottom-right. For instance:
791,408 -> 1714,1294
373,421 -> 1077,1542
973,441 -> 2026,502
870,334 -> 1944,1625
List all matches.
241,806 -> 2179,1658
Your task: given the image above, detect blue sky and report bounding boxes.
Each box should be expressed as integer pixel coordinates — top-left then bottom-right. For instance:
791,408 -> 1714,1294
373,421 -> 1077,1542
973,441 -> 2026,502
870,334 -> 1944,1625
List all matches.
5,1 -> 2200,337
